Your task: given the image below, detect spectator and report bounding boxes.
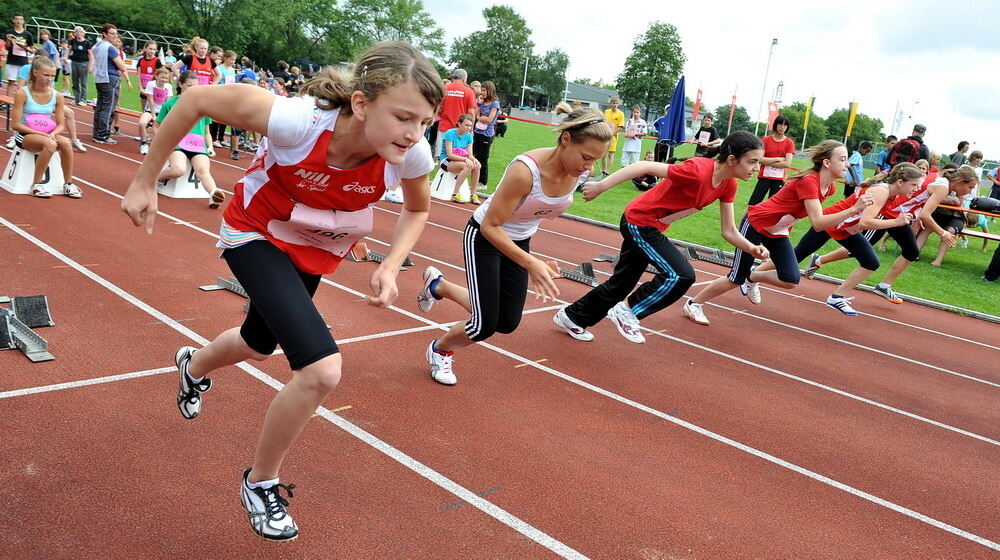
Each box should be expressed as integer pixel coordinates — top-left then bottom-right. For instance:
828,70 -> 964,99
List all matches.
988,166 -> 1000,200
929,151 -> 941,173
163,48 -> 177,65
621,105 -> 647,167
949,141 -> 969,166
92,23 -> 132,144
494,107 -> 509,138
843,141 -> 873,197
272,60 -> 292,85
470,80 -> 482,102
57,38 -> 71,95
886,123 -> 929,167
651,105 -> 671,162
38,29 -> 58,67
692,114 -> 721,158
236,56 -> 257,83
597,96 -> 625,176
439,113 -> 481,204
5,13 -> 35,97
631,151 -> 659,190
287,66 -> 305,94
435,68 -> 477,157
172,37 -> 219,85
874,135 -> 897,172
747,114 -> 795,205
472,80 -> 500,191
70,27 -> 97,104
985,243 -> 1000,282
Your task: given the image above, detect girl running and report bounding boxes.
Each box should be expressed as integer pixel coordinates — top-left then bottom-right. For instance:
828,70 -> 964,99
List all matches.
440,113 -> 481,204
121,41 -> 443,541
155,70 -> 224,208
137,67 -> 171,154
805,165 -> 978,303
747,115 -> 795,205
417,103 -> 611,384
554,131 -> 768,343
684,140 -> 873,325
10,57 -> 81,198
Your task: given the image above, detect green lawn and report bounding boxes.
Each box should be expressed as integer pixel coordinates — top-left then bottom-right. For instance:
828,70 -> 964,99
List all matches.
484,119 -> 998,316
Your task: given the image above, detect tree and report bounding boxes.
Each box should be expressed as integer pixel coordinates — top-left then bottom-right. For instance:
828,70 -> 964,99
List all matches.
713,104 -> 753,134
527,48 -> 569,107
449,5 -> 534,101
826,107 -> 884,147
615,22 -> 685,113
574,77 -> 616,90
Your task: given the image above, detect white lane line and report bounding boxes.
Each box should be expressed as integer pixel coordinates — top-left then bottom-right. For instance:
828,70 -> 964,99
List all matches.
10,181 -> 1000,551
0,367 -> 175,399
0,216 -> 589,560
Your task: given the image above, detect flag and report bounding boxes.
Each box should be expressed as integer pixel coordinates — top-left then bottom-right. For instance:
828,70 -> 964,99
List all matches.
691,88 -> 703,124
767,102 -> 780,129
846,102 -> 860,137
803,96 -> 815,131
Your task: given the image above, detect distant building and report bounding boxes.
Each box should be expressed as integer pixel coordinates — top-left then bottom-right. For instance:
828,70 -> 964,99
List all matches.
564,82 -> 620,110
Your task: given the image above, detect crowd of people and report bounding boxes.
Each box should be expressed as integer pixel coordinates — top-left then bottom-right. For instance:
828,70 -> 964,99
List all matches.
3,15 -> 996,542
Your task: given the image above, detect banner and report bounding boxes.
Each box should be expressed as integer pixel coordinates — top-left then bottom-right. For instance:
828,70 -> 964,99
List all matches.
767,102 -> 780,129
803,96 -> 815,131
691,89 -> 703,124
846,101 -> 860,137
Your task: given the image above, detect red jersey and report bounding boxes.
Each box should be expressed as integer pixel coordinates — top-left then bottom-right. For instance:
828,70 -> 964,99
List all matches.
747,173 -> 833,238
758,134 -> 795,180
880,173 -> 936,220
624,157 -> 738,232
183,54 -> 215,85
438,82 -> 477,131
823,185 -> 895,240
137,56 -> 162,89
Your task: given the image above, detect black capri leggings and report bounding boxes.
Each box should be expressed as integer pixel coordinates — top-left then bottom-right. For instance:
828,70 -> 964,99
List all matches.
794,228 -> 880,271
728,216 -> 800,285
223,240 -> 339,371
747,177 -> 785,206
463,218 -> 531,342
864,222 -> 920,261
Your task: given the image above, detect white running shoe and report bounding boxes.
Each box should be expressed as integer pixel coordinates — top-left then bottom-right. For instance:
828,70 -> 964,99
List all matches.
825,295 -> 859,316
417,266 -> 443,313
552,307 -> 594,341
175,346 -> 212,419
873,284 -> 903,304
31,184 -> 52,198
5,137 -> 15,149
426,340 -> 456,385
606,301 -> 645,343
139,142 -> 149,155
240,468 -> 299,541
63,183 -> 82,198
682,300 -> 710,325
740,281 -> 762,304
71,139 -> 87,152
805,254 -> 822,279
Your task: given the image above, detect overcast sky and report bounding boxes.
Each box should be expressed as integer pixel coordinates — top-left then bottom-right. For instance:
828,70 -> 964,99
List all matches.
424,0 -> 999,159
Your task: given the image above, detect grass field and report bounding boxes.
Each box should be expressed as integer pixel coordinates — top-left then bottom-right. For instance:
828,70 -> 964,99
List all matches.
483,119 -> 998,316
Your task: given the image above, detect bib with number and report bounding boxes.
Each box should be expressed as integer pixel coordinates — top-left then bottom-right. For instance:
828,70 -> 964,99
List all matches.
267,204 -> 373,257
178,133 -> 205,152
25,113 -> 56,134
761,165 -> 784,179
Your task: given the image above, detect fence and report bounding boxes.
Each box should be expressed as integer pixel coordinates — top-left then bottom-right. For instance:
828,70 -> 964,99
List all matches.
30,17 -> 189,56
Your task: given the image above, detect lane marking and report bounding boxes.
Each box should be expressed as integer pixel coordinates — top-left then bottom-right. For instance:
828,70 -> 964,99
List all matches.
514,358 -> 548,369
0,367 -> 175,400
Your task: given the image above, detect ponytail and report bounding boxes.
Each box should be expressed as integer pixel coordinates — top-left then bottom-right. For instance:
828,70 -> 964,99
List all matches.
790,140 -> 845,179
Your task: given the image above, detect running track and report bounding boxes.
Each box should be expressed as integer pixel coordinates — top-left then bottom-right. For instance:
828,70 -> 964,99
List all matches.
1,105 -> 997,559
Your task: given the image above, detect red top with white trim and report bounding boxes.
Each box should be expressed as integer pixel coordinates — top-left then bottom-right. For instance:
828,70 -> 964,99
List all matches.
747,172 -> 832,238
624,157 -> 738,232
880,173 -> 936,219
821,185 -> 890,240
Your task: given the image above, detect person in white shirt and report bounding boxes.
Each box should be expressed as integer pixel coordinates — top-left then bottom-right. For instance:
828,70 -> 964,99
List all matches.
621,105 -> 646,167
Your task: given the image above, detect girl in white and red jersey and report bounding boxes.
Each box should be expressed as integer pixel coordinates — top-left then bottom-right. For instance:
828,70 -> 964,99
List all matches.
135,40 -> 163,108
554,131 -> 768,343
416,103 -> 611,384
685,140 -> 874,325
122,41 -> 444,542
807,164 -> 978,303
137,67 -> 171,154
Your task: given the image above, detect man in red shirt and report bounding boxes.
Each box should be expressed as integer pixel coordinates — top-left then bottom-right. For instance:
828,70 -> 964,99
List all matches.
437,68 -> 477,135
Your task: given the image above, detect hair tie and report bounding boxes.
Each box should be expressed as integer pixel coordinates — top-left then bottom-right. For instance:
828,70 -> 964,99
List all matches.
361,65 -> 368,80
569,118 -> 603,131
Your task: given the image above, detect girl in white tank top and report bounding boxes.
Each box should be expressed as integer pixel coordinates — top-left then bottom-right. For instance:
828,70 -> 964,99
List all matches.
417,103 -> 613,386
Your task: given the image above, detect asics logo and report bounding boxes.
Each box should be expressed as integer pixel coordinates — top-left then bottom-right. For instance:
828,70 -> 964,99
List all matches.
342,182 -> 379,194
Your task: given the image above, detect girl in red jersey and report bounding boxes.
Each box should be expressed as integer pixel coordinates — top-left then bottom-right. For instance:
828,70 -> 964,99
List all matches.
807,164 -> 978,303
747,114 -> 795,205
684,140 -> 874,325
417,103 -> 611,385
171,36 -> 219,86
135,40 -> 162,108
552,131 -> 769,343
122,42 -> 443,542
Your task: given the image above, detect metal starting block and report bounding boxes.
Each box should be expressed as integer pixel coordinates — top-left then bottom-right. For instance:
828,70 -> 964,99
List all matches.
559,262 -> 598,286
0,306 -> 54,362
347,241 -> 414,269
199,277 -> 251,312
12,295 -> 54,328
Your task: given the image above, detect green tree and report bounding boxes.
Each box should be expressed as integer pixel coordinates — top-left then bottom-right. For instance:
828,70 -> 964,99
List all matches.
713,103 -> 753,134
449,5 -> 534,101
615,22 -> 685,112
527,48 -> 569,108
574,77 -> 616,90
826,107 -> 884,147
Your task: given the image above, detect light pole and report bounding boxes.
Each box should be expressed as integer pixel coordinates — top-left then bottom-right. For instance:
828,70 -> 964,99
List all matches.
519,56 -> 529,108
753,38 -> 778,136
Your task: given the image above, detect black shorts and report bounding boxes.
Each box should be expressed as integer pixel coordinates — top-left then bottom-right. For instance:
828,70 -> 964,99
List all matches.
932,212 -> 965,234
440,160 -> 450,172
176,148 -> 207,160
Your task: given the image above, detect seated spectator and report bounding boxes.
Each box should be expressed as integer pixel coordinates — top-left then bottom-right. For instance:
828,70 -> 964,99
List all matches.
631,151 -> 659,190
439,114 -> 481,204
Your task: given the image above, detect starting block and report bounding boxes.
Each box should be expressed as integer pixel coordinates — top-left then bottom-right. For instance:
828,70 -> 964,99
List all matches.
11,295 -> 54,328
429,169 -> 470,202
199,277 -> 251,312
347,241 -> 413,268
0,147 -> 66,195
0,305 -> 54,362
559,262 -> 598,286
157,165 -> 209,199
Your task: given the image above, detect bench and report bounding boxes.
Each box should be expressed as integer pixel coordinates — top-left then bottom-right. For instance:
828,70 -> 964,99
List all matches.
936,203 -> 1000,245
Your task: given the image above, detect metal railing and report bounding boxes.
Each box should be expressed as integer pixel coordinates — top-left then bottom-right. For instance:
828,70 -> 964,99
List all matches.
30,17 -> 189,56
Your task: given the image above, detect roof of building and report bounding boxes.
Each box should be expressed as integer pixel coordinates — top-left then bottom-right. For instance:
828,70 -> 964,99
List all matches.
565,81 -> 619,104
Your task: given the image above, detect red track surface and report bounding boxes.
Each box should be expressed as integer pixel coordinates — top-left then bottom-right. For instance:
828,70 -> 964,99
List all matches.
1,105 -> 998,559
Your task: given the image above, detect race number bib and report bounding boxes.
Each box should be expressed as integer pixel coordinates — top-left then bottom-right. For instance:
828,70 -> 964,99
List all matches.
764,213 -> 797,236
474,121 -> 488,131
152,86 -> 169,105
656,208 -> 698,225
697,131 -> 711,144
761,165 -> 784,179
178,133 -> 205,152
197,73 -> 212,85
267,203 -> 374,257
451,147 -> 469,158
24,113 -> 56,134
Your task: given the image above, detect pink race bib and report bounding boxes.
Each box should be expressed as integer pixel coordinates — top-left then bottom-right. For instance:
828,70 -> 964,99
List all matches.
197,74 -> 211,86
152,87 -> 169,105
267,203 -> 374,257
452,147 -> 469,158
25,113 -> 56,134
178,133 -> 205,152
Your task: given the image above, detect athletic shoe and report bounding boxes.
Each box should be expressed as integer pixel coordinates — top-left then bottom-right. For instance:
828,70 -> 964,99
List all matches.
470,194 -> 481,205
552,307 -> 594,341
175,346 -> 212,419
230,151 -> 241,161
606,301 -> 645,343
682,300 -> 710,325
93,137 -> 118,145
804,254 -> 822,279
71,139 -> 87,152
240,468 -> 299,542
4,137 -> 14,149
139,142 -> 149,155
31,184 -> 52,198
63,183 -> 82,198
825,295 -> 858,316
874,284 -> 903,304
383,190 -> 403,204
112,126 -> 120,136
476,183 -> 488,193
209,190 -> 226,209
417,266 -> 443,313
213,140 -> 223,148
451,194 -> 468,204
740,281 -> 762,305
426,340 -> 457,385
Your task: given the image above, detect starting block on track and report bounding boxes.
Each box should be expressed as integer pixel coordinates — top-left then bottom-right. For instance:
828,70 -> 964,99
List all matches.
1,147 -> 66,195
347,242 -> 414,268
157,166 -> 209,199
0,305 -> 53,362
559,262 -> 598,286
199,277 -> 251,312
429,169 -> 470,202
11,295 -> 54,328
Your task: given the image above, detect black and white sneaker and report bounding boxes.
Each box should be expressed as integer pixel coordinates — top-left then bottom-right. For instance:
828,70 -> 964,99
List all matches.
240,468 -> 299,541
175,346 -> 211,419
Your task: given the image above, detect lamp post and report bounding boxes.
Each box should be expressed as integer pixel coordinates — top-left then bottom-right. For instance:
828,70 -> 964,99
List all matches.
753,38 -> 778,136
519,56 -> 529,107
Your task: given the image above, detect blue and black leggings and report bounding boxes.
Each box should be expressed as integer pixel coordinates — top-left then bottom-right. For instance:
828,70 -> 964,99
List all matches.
564,215 -> 695,328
